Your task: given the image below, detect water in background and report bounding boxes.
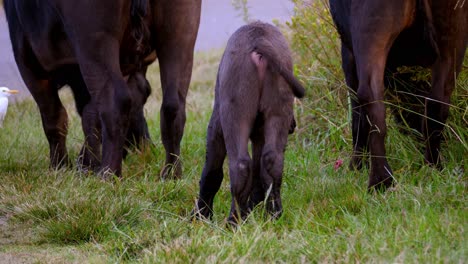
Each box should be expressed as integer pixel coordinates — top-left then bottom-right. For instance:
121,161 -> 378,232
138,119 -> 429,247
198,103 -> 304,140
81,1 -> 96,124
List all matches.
0,1 -> 294,100
196,0 -> 294,50
0,8 -> 28,101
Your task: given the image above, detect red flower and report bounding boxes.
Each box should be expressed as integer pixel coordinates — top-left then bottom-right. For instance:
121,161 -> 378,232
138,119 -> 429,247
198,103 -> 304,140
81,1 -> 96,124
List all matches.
334,159 -> 343,171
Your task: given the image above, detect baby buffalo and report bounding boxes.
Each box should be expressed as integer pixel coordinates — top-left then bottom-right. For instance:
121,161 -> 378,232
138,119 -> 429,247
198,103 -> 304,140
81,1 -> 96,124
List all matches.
193,22 -> 305,224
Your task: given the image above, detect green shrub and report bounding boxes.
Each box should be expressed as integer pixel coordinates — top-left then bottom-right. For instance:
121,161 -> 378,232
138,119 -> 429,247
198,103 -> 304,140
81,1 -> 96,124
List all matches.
287,0 -> 350,162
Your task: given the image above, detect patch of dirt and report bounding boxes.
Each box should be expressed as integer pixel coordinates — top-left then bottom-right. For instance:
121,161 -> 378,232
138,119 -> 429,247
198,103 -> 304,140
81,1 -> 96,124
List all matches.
0,216 -> 36,264
0,251 -> 90,264
0,215 -> 35,246
0,215 -> 7,226
0,253 -> 35,264
0,216 -> 103,263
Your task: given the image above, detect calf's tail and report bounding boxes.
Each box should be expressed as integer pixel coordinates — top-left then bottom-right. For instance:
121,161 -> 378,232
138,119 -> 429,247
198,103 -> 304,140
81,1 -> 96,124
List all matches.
252,39 -> 306,98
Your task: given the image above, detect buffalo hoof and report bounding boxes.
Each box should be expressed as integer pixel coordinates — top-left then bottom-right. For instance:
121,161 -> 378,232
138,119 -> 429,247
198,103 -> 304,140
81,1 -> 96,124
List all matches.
349,155 -> 368,171
226,215 -> 242,228
76,159 -> 100,175
266,204 -> 283,220
50,155 -> 71,170
98,167 -> 120,181
190,207 -> 212,222
77,164 -> 94,175
425,160 -> 443,170
368,167 -> 394,192
424,152 -> 443,170
160,161 -> 182,179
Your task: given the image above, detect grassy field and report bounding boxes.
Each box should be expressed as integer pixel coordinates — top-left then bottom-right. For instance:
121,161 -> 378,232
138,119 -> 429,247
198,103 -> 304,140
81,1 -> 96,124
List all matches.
1,6 -> 467,264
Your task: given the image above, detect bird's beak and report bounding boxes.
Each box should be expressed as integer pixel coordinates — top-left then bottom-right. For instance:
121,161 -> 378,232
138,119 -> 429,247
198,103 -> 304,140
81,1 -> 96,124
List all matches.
7,90 -> 19,94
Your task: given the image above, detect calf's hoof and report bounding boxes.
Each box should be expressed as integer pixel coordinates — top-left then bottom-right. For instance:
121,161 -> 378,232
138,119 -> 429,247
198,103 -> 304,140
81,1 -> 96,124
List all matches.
226,215 -> 243,228
190,203 -> 213,221
266,201 -> 283,220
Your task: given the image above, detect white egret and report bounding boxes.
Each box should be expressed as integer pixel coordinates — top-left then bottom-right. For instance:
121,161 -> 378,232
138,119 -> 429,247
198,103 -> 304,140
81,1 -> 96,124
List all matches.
0,87 -> 19,127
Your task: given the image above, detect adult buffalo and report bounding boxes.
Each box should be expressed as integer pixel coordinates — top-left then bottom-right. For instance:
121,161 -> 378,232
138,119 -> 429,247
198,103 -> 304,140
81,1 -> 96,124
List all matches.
49,63 -> 153,173
330,0 -> 467,190
4,0 -> 201,178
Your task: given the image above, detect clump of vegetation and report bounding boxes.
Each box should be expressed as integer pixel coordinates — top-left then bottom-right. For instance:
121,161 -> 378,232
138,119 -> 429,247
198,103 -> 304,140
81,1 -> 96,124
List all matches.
232,0 -> 251,23
287,0 -> 350,162
289,0 -> 342,79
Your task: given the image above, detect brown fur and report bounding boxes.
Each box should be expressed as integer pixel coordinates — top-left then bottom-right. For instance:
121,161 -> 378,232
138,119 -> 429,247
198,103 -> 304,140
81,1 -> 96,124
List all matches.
330,0 -> 467,190
4,0 -> 201,177
193,22 -> 305,224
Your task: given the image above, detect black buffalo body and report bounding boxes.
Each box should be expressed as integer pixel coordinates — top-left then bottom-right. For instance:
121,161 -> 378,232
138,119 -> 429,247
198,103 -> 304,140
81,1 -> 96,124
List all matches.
4,0 -> 201,178
330,0 -> 467,190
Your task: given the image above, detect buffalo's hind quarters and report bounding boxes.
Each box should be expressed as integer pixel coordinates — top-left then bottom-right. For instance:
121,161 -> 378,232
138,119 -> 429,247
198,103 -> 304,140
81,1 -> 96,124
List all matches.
330,0 -> 467,191
193,22 -> 305,225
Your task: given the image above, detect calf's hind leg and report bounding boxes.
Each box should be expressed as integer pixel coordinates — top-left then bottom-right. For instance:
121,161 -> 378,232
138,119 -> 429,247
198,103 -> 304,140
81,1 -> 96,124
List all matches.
194,105 -> 226,219
248,125 -> 265,210
259,115 -> 291,219
222,117 -> 254,224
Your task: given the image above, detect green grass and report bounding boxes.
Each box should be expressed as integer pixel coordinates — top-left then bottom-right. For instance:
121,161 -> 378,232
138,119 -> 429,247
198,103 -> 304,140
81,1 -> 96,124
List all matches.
1,13 -> 467,264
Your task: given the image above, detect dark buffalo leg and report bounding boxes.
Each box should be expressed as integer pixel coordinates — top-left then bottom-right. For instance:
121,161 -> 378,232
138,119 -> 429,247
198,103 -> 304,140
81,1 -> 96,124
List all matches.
351,3 -> 413,190
66,68 -> 102,172
157,50 -> 189,179
10,33 -> 69,168
78,100 -> 102,172
29,79 -> 69,168
124,71 -> 152,156
124,108 -> 150,159
258,115 -> 290,219
74,45 -> 130,177
424,54 -> 459,166
154,1 -> 201,179
341,45 -> 369,170
248,119 -> 265,211
385,67 -> 428,138
194,104 -> 226,219
56,2 -> 133,178
222,115 -> 255,225
356,61 -> 394,190
423,0 -> 468,167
